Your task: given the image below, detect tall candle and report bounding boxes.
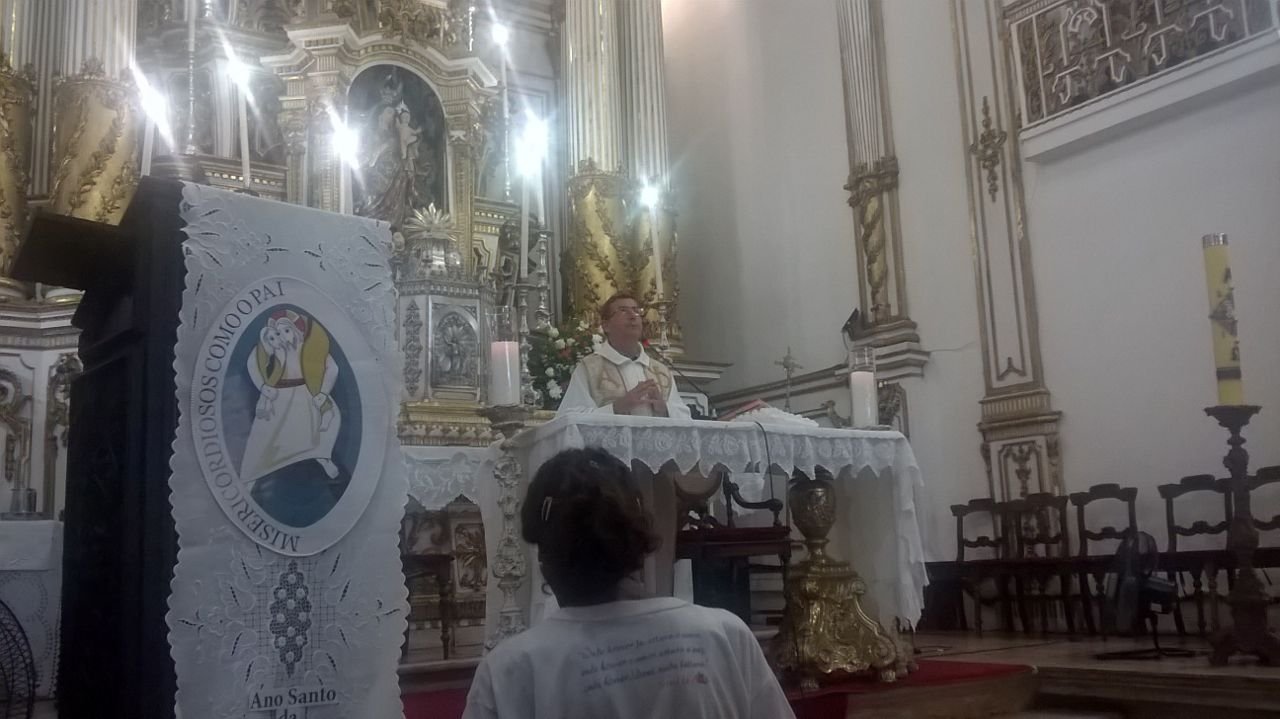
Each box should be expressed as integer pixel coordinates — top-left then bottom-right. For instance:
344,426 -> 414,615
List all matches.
489,341 -> 521,406
849,370 -> 877,428
1201,234 -> 1243,405
238,90 -> 252,190
518,172 -> 530,278
141,116 -> 155,176
650,205 -> 665,298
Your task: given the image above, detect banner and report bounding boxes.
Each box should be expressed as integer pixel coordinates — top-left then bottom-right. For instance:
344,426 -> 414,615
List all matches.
168,184 -> 407,718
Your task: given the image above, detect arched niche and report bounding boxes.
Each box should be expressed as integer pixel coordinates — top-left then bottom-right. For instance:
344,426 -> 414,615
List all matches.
348,64 -> 449,229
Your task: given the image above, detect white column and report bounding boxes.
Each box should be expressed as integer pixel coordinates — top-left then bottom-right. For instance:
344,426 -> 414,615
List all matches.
836,0 -> 887,169
618,0 -> 668,186
836,0 -> 914,330
564,0 -> 621,171
58,0 -> 137,78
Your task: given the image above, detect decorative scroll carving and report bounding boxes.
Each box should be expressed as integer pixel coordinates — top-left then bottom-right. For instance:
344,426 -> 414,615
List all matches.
377,0 -> 465,49
1007,0 -> 1278,125
403,301 -> 423,396
968,97 -> 1006,202
431,310 -> 478,389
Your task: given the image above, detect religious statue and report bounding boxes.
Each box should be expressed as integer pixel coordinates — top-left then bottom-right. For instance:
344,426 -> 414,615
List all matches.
242,309 -> 342,487
355,71 -> 440,228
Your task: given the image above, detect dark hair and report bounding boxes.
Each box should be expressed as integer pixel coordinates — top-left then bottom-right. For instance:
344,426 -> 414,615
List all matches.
599,293 -> 640,321
521,448 -> 658,599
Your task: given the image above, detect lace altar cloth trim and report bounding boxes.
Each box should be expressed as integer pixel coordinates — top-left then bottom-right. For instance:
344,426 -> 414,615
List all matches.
0,520 -> 61,571
167,184 -> 407,719
404,446 -> 495,511
514,415 -> 928,625
0,521 -> 62,697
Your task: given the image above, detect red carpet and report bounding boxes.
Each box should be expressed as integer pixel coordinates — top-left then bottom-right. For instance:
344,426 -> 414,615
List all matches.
402,659 -> 1028,719
787,659 -> 1030,719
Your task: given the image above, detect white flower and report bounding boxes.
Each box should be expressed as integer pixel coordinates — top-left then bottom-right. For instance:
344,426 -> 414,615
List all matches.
548,327 -> 559,338
578,321 -> 588,331
554,339 -> 566,350
548,384 -> 563,400
592,334 -> 603,346
545,367 -> 556,377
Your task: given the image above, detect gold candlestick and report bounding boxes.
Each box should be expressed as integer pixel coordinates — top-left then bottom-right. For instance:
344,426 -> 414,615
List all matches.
1201,234 -> 1243,405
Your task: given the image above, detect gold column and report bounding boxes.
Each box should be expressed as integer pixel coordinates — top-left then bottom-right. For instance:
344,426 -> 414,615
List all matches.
47,59 -> 141,225
564,159 -> 629,325
0,57 -> 34,299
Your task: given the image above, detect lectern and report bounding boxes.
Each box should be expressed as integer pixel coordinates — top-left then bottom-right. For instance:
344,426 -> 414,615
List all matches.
13,177 -> 185,719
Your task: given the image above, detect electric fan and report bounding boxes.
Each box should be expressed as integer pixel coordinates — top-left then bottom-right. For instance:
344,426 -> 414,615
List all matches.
1096,531 -> 1196,660
0,598 -> 35,719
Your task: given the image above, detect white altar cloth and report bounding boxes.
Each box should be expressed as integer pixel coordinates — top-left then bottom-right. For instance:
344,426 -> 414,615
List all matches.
512,415 -> 928,630
0,520 -> 63,697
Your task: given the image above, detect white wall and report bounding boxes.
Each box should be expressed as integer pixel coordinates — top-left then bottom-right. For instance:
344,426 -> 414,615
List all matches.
1025,77 -> 1280,542
662,0 -> 1280,563
662,0 -> 857,391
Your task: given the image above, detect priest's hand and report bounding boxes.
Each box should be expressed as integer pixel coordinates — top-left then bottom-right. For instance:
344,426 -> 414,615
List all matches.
614,380 -> 660,415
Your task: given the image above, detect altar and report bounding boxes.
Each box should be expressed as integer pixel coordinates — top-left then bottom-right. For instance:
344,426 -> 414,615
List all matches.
405,414 -> 928,648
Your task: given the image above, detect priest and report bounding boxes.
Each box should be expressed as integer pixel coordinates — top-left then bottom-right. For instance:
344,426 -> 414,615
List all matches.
554,293 -> 698,602
557,293 -> 691,419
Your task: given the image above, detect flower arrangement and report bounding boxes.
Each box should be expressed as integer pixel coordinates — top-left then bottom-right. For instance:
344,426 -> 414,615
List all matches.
527,319 -> 603,410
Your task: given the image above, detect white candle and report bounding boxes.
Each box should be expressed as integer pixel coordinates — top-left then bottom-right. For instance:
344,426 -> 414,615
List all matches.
238,90 -> 252,190
650,205 -> 665,298
518,171 -> 530,278
489,341 -> 521,405
849,370 -> 877,428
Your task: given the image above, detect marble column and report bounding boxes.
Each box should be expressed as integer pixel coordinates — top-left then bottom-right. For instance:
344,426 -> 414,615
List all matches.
618,0 -> 682,350
47,0 -> 142,225
837,0 -> 912,334
561,0 -> 628,324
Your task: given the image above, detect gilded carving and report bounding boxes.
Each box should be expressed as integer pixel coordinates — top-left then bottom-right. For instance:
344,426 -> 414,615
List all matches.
403,301 -> 423,396
1006,0 -> 1277,125
48,59 -> 143,225
0,57 -> 35,295
845,157 -> 899,322
968,97 -> 1006,202
564,159 -> 630,325
377,0 -> 464,49
772,472 -> 898,689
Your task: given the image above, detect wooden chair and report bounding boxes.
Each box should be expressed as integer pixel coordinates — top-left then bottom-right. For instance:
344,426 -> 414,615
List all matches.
676,471 -> 790,626
1006,493 -> 1076,635
949,498 -> 1014,633
400,500 -> 456,660
1157,474 -> 1233,637
1250,466 -> 1280,534
1068,483 -> 1138,635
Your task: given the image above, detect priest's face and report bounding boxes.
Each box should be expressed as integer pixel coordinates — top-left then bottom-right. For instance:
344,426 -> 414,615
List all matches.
602,298 -> 644,346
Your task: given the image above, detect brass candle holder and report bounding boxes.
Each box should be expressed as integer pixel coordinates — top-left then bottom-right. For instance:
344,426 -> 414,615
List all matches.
771,470 -> 899,690
1205,404 -> 1280,665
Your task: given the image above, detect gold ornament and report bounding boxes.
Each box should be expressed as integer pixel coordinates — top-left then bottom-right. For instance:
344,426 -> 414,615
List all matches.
771,471 -> 898,690
564,159 -> 630,326
47,59 -> 142,226
0,57 -> 35,299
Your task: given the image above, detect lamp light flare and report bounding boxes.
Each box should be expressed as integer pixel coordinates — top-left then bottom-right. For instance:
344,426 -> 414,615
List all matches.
515,114 -> 548,178
491,22 -> 510,48
640,184 -> 660,209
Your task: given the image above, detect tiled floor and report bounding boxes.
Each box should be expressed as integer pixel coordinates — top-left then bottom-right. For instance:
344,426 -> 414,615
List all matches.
916,630 -> 1279,679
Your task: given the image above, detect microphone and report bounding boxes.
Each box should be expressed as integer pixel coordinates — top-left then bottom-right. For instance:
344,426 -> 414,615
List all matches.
650,350 -> 723,419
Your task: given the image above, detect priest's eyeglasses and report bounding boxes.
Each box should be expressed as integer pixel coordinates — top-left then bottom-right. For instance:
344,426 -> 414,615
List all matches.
610,306 -> 645,317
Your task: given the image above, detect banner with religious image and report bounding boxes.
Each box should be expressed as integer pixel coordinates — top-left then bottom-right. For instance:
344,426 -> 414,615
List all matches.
167,184 -> 407,718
